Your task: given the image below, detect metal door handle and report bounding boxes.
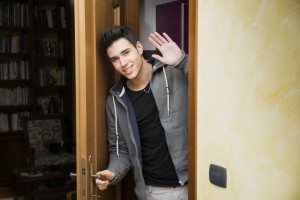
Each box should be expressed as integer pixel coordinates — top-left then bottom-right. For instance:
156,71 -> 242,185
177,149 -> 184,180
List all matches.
91,174 -> 100,179
70,172 -> 77,181
90,194 -> 101,198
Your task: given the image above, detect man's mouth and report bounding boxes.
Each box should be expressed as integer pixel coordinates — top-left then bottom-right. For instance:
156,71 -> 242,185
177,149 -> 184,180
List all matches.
123,65 -> 133,74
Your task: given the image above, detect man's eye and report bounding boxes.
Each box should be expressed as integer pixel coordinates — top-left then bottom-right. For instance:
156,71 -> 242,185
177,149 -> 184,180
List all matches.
123,51 -> 129,55
111,58 -> 118,63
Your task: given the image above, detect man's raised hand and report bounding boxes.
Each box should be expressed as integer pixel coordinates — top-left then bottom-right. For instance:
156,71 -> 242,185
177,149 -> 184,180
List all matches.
148,32 -> 183,66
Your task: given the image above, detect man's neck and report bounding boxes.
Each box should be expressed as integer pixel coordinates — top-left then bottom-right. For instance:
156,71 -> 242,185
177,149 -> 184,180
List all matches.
127,59 -> 152,91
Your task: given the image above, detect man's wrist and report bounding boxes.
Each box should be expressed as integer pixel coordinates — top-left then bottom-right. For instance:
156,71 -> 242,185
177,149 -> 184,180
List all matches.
172,52 -> 185,66
109,174 -> 117,184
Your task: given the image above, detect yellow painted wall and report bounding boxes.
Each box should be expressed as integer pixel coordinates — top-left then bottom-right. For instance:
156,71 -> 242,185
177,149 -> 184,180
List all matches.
197,0 -> 300,199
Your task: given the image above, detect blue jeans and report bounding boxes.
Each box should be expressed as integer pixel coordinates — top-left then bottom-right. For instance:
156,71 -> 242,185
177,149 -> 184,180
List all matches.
145,185 -> 188,200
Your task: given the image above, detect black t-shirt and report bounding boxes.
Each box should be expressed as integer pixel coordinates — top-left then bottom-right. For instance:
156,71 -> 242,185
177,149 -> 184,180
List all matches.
125,82 -> 179,186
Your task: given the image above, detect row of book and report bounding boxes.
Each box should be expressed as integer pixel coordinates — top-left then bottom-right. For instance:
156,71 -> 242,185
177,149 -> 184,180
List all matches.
39,67 -> 66,86
0,111 -> 30,132
38,96 -> 64,115
0,35 -> 30,53
0,87 -> 29,106
0,61 -> 30,80
36,40 -> 64,57
0,2 -> 29,27
35,6 -> 66,29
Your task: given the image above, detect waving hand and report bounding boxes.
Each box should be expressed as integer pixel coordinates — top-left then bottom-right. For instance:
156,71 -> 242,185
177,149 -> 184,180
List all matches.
148,32 -> 183,66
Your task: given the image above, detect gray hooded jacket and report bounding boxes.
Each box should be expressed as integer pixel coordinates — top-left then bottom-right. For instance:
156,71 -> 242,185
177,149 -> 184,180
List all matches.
105,54 -> 188,200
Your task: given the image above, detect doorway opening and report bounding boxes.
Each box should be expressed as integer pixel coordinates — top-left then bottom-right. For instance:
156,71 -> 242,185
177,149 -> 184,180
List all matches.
73,0 -> 197,199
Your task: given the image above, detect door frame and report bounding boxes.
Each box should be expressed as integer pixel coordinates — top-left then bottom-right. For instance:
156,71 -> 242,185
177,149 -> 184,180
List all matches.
74,0 -> 116,199
188,0 -> 197,199
74,0 -> 95,199
74,0 -> 197,199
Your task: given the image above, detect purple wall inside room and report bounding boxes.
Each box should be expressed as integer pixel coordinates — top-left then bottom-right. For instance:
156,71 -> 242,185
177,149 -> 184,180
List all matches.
156,1 -> 188,53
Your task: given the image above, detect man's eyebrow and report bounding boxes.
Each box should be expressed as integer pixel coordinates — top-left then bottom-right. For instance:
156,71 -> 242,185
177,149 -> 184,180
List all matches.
110,56 -> 117,61
121,48 -> 130,53
109,48 -> 131,60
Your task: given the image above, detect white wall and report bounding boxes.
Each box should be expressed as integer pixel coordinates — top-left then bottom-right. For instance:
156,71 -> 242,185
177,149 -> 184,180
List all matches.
197,0 -> 300,199
139,0 -> 178,50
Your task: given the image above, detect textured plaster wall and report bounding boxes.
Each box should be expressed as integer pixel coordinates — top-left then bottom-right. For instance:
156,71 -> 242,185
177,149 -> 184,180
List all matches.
197,0 -> 300,199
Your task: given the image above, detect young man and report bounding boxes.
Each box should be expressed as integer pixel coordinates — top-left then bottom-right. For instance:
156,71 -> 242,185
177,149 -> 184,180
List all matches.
96,26 -> 188,200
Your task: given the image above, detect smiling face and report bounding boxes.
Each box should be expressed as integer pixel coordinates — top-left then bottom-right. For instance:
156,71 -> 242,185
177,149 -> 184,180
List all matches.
107,38 -> 144,80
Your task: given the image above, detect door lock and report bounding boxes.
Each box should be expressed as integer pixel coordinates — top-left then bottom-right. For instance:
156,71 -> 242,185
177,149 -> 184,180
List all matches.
89,155 -> 101,199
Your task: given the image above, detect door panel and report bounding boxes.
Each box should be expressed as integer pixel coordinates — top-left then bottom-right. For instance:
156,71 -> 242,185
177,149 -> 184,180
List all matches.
75,0 -> 139,199
74,0 -> 115,199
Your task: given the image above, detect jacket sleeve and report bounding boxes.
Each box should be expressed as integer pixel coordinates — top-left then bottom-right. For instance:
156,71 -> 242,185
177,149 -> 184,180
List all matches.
173,53 -> 189,81
105,96 -> 131,184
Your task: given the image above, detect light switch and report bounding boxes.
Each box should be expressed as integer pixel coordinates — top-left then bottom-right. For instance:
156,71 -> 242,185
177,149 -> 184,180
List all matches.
209,164 -> 227,188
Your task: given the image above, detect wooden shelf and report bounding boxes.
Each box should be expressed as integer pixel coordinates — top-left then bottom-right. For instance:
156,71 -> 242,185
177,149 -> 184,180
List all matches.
33,0 -> 68,5
35,86 -> 68,91
34,27 -> 67,32
0,53 -> 30,59
36,57 -> 65,62
26,114 -> 62,119
0,26 -> 30,32
0,80 -> 31,85
0,131 -> 24,136
0,0 -> 29,3
34,114 -> 66,119
0,105 -> 32,111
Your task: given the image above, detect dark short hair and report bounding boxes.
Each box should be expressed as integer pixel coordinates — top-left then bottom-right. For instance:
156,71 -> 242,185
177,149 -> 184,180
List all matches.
100,26 -> 137,57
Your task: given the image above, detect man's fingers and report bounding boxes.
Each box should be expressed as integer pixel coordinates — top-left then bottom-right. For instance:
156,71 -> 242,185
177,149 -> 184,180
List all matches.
149,33 -> 163,46
151,54 -> 165,63
95,179 -> 109,191
162,32 -> 173,42
148,36 -> 162,50
149,32 -> 169,47
154,32 -> 168,44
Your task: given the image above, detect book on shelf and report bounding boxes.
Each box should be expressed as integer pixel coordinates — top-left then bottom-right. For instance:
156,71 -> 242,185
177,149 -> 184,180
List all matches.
0,4 -> 3,26
0,34 -> 30,53
36,40 -> 64,57
11,111 -> 30,131
35,6 -> 66,29
38,96 -> 63,115
0,113 -> 9,132
39,66 -> 66,86
0,2 -> 29,27
60,6 -> 66,29
0,87 -> 29,106
0,111 -> 30,132
0,61 -> 29,80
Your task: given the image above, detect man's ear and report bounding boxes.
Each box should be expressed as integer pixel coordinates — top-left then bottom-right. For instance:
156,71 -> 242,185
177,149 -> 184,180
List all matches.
136,41 -> 143,55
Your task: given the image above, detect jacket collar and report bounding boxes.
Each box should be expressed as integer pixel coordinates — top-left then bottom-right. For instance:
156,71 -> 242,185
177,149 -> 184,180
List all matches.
110,59 -> 167,97
111,77 -> 126,97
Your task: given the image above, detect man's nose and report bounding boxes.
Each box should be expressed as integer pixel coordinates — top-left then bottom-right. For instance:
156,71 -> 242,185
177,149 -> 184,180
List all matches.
119,57 -> 127,67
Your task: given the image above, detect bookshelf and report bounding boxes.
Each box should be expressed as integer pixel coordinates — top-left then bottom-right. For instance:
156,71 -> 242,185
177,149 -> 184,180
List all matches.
0,0 -> 73,183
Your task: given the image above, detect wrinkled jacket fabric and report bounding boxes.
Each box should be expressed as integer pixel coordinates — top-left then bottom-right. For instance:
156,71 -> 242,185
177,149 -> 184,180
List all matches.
105,55 -> 188,200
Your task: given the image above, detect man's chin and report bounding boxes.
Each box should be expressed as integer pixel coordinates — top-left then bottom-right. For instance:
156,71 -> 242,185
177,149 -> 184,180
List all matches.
124,73 -> 136,80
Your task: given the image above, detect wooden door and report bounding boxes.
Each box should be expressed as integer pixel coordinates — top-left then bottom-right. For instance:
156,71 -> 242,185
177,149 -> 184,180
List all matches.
74,0 -> 116,199
74,0 -> 139,199
188,0 -> 197,199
